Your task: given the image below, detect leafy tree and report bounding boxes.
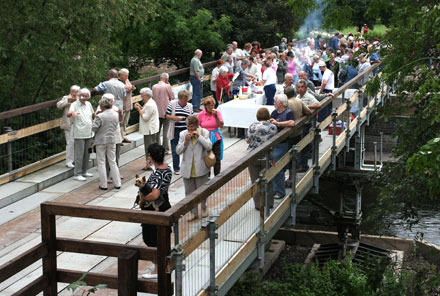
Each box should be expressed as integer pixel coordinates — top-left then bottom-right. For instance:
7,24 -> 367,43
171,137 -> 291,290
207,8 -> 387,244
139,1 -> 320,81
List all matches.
0,0 -> 157,112
193,0 -> 305,48
364,0 -> 440,226
117,0 -> 232,69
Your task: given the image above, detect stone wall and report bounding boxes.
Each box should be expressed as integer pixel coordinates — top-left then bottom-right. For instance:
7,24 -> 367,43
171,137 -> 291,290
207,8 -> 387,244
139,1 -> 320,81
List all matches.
364,114 -> 405,152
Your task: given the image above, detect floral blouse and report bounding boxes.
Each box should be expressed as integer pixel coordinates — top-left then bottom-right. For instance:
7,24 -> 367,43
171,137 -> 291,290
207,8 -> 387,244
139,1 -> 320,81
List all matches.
246,121 -> 277,151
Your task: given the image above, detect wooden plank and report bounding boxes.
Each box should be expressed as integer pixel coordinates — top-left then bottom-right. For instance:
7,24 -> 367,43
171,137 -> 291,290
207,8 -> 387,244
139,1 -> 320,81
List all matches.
0,242 -> 48,283
182,228 -> 209,258
42,201 -> 172,226
318,148 -> 332,169
0,151 -> 66,185
318,113 -> 334,131
11,275 -> 49,296
41,205 -> 57,295
336,102 -> 348,117
157,226 -> 172,296
118,249 -> 138,296
56,238 -> 156,261
296,169 -> 313,195
57,269 -> 158,293
349,92 -> 359,104
215,233 -> 259,287
0,99 -> 59,120
264,195 -> 292,231
0,118 -> 61,145
296,131 -> 314,153
216,183 -> 257,228
264,152 -> 291,182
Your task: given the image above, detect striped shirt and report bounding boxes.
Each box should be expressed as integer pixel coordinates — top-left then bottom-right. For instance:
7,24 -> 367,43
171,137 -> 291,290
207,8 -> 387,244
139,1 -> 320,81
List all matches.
165,101 -> 193,130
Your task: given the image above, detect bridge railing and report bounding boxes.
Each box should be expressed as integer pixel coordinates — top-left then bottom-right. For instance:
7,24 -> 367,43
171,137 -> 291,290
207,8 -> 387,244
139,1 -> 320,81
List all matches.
0,60 -> 216,185
0,63 -> 384,295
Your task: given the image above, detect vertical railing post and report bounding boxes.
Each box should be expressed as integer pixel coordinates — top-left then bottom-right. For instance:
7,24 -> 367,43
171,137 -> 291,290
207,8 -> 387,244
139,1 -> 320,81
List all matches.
118,249 -> 139,296
312,117 -> 321,194
172,245 -> 185,296
331,109 -> 338,171
206,216 -> 218,295
345,97 -> 351,150
264,150 -> 272,219
157,225 -> 172,296
41,204 -> 57,296
4,127 -> 15,172
286,147 -> 298,226
257,171 -> 267,270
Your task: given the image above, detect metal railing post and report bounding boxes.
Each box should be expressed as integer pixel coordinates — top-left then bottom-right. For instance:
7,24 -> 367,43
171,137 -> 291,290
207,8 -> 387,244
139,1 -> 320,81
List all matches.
345,97 -> 351,150
331,109 -> 338,171
257,170 -> 267,270
205,216 -> 218,295
373,142 -> 378,172
312,117 -> 321,194
286,147 -> 298,226
172,245 -> 185,296
264,151 -> 271,219
173,220 -> 180,246
380,132 -> 383,164
4,127 -> 15,172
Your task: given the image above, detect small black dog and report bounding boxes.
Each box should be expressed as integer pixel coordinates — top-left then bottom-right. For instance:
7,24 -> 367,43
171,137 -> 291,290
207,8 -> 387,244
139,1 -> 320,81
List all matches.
133,180 -> 163,211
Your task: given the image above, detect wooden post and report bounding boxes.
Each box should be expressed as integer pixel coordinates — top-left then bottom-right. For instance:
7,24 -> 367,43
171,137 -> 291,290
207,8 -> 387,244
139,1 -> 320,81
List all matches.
157,226 -> 172,296
118,249 -> 139,296
41,204 -> 57,295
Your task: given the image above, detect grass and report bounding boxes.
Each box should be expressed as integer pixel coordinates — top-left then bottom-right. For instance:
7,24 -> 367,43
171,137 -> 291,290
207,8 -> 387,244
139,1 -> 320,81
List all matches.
339,25 -> 387,36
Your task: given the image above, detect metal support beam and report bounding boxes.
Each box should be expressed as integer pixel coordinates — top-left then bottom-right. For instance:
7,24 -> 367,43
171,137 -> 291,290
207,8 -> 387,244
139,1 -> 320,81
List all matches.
264,151 -> 271,219
172,245 -> 185,296
285,147 -> 298,226
331,109 -> 338,171
345,97 -> 352,151
312,118 -> 320,194
203,216 -> 218,295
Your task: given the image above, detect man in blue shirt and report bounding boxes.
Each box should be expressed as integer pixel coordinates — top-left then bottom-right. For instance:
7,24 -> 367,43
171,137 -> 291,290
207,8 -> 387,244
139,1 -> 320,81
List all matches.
331,32 -> 340,51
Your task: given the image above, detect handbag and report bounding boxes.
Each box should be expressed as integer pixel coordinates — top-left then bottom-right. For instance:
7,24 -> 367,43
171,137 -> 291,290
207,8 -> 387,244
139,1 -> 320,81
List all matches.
199,128 -> 216,168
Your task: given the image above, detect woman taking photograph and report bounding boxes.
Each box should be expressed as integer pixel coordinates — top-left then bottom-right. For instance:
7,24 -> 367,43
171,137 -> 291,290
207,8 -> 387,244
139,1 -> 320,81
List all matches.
92,94 -> 122,190
198,97 -> 224,177
67,88 -> 94,181
134,87 -> 160,171
139,143 -> 172,279
176,115 -> 212,221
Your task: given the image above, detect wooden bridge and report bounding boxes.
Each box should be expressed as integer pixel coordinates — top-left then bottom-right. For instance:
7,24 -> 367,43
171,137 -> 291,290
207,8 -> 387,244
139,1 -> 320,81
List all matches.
0,61 -> 387,295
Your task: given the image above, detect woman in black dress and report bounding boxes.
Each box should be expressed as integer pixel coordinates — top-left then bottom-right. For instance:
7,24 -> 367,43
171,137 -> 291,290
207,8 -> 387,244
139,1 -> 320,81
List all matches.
139,143 -> 172,279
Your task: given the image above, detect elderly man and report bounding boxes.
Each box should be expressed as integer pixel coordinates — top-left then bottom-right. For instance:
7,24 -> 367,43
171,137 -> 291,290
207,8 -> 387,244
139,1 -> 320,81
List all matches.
221,45 -> 234,64
298,71 -> 316,91
232,59 -> 254,97
165,90 -> 193,175
93,69 -> 126,141
269,94 -> 295,200
232,41 -> 245,69
189,49 -> 204,112
119,68 -> 136,143
224,56 -> 234,74
152,73 -> 174,154
57,85 -> 80,168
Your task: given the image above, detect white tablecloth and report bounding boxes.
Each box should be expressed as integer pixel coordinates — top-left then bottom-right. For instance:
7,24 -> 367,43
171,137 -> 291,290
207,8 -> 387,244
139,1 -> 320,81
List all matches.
217,98 -> 275,128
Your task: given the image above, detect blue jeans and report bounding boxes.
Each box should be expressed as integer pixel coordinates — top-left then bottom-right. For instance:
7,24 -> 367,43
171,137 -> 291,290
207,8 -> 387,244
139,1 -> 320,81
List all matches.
264,84 -> 276,105
272,142 -> 289,196
189,75 -> 202,110
171,129 -> 183,172
211,91 -> 219,108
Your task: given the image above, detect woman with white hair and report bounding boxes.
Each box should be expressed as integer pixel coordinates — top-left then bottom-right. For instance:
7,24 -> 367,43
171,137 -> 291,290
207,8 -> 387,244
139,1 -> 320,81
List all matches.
216,66 -> 234,103
57,85 -> 80,168
135,88 -> 160,170
67,88 -> 94,181
92,95 -> 122,190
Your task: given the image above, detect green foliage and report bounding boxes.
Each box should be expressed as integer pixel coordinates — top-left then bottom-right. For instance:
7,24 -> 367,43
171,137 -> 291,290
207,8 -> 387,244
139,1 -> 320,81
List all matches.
65,272 -> 107,295
0,0 -> 157,111
193,0 -> 305,48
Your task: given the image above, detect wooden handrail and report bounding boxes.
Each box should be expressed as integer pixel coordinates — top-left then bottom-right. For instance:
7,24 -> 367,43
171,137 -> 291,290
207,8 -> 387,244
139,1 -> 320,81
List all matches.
56,238 -> 157,261
42,201 -> 172,226
0,242 -> 48,283
12,275 -> 49,296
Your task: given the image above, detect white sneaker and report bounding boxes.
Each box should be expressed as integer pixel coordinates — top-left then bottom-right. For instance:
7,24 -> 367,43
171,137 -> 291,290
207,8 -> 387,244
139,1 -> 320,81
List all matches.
73,175 -> 86,181
83,173 -> 93,177
141,273 -> 157,279
66,163 -> 74,168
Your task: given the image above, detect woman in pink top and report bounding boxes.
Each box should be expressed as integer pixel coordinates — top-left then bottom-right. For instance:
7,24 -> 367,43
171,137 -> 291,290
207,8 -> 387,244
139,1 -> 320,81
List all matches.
286,52 -> 300,85
198,97 -> 224,176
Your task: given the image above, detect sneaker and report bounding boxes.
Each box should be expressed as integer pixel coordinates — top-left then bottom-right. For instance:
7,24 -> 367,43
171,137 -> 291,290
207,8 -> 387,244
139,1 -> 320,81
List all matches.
83,173 -> 93,177
174,170 -> 180,175
66,162 -> 75,168
274,193 -> 284,199
73,175 -> 86,181
141,273 -> 157,279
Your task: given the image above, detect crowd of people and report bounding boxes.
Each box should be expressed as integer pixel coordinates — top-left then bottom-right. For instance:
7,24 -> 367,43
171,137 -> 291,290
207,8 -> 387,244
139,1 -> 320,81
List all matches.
56,30 -> 380,278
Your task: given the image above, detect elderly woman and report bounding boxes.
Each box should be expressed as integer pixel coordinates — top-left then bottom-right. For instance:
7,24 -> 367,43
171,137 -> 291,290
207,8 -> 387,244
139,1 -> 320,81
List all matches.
269,94 -> 295,200
210,59 -> 224,108
92,95 -> 122,190
139,143 -> 172,279
135,88 -> 160,170
176,115 -> 212,221
67,88 -> 94,181
216,66 -> 234,103
57,85 -> 80,168
276,53 -> 287,84
198,97 -> 224,176
166,90 -> 193,175
246,108 -> 277,210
